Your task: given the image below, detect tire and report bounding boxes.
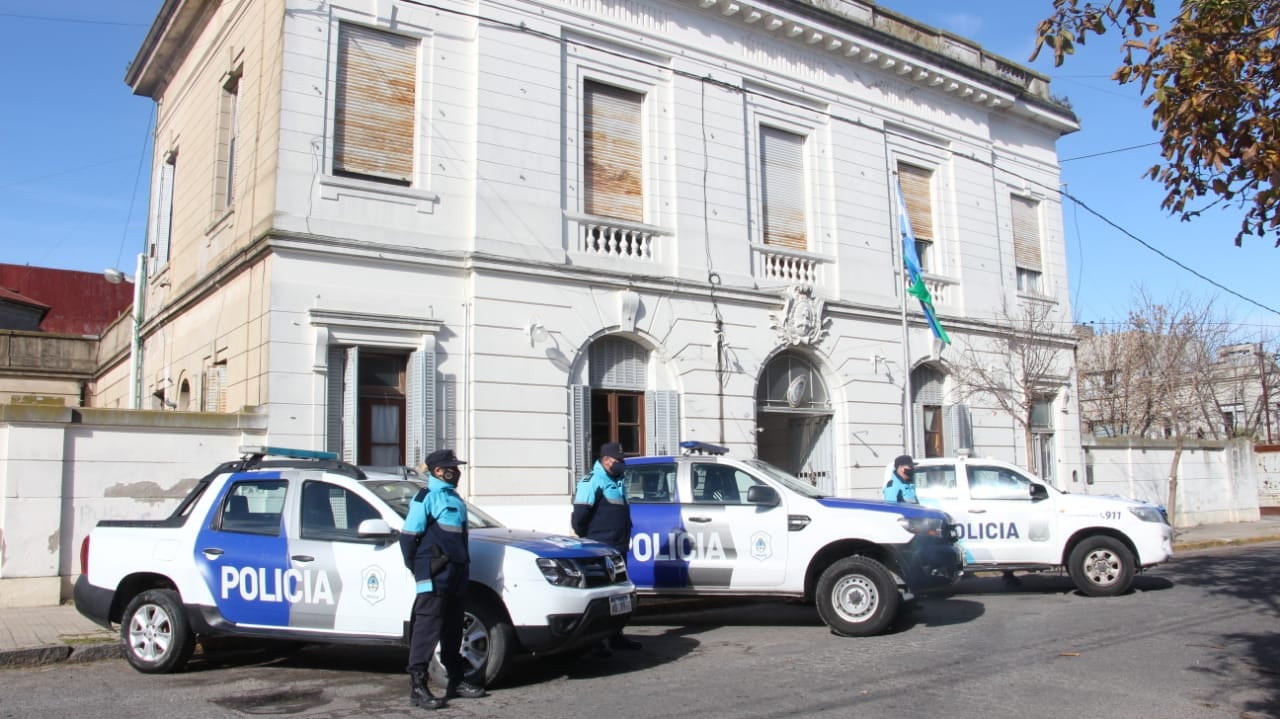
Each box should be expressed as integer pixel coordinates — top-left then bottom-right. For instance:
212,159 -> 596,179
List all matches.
428,590 -> 515,688
1068,536 -> 1136,597
814,556 -> 901,637
120,588 -> 195,674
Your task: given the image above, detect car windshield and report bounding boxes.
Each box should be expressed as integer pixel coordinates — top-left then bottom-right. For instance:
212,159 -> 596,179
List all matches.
743,458 -> 826,498
360,478 -> 503,529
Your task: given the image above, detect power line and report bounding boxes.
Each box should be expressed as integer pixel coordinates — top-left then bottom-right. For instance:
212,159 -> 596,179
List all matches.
1061,142 -> 1161,162
0,11 -> 149,27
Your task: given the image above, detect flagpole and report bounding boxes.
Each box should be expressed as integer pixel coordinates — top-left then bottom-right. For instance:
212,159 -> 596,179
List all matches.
892,175 -> 914,456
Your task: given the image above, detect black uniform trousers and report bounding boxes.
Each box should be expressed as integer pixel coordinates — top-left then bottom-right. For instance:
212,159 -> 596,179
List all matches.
407,584 -> 466,678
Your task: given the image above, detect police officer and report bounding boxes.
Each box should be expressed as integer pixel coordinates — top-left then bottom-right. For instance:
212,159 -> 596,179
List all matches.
400,448 -> 487,710
571,441 -> 641,654
884,454 -> 919,504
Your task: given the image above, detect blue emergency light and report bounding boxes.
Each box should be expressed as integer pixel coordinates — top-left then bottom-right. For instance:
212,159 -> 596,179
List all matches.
238,446 -> 339,461
679,440 -> 729,456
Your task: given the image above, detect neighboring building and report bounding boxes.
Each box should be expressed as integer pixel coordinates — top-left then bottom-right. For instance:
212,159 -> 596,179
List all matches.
0,264 -> 133,406
115,0 -> 1083,510
1077,326 -> 1279,443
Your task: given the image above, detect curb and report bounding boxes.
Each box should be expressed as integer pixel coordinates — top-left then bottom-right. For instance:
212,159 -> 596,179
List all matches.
0,642 -> 118,669
1173,534 -> 1280,553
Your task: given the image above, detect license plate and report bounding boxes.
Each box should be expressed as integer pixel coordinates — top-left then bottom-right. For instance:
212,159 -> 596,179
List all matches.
609,593 -> 633,616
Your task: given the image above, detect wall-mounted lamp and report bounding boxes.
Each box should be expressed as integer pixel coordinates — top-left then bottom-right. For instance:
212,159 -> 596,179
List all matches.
525,321 -> 549,347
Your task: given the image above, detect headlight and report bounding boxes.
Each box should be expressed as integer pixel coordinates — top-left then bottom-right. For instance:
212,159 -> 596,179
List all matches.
898,515 -> 947,538
536,557 -> 585,587
1128,505 -> 1167,524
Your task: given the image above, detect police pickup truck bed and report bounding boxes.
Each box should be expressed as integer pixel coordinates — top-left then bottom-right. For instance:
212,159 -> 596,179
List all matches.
73,447 -> 636,685
623,443 -> 964,636
906,455 -> 1173,596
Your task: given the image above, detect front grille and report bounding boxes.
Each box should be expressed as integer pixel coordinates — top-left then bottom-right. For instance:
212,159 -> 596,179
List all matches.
577,556 -> 629,587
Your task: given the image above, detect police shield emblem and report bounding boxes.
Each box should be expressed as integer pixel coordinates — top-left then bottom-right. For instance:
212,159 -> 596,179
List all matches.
360,566 -> 387,605
750,531 -> 773,561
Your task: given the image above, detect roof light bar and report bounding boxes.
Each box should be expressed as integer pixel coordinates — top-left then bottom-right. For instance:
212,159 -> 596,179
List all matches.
238,446 -> 339,461
679,440 -> 729,456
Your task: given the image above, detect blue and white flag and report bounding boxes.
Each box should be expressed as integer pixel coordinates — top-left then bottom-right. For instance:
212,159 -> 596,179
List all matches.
896,182 -> 951,345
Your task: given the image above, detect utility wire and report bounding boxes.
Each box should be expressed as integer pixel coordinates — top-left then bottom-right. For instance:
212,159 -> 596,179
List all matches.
0,11 -> 149,27
1061,141 -> 1161,162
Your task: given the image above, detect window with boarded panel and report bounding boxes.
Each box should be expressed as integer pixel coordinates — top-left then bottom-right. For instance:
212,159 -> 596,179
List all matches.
334,24 -> 417,184
760,126 -> 807,250
1011,195 -> 1042,271
898,163 -> 934,242
584,81 -> 643,221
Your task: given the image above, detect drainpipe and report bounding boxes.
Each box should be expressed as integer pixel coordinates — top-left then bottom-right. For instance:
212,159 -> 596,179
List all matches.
129,252 -> 147,410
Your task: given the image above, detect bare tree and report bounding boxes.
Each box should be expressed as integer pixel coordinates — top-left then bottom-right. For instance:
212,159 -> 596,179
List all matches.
1077,290 -> 1237,521
949,299 -> 1072,470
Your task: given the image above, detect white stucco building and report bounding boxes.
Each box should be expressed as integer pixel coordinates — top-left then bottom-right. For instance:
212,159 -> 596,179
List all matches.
111,0 -> 1083,516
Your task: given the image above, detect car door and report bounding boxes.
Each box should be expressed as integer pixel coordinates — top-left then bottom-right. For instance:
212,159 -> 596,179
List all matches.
287,478 -> 412,637
680,461 -> 789,590
194,472 -> 293,628
623,461 -> 689,590
958,463 -> 1058,564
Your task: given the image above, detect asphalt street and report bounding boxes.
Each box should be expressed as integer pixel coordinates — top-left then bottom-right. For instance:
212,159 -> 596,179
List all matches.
2,542 -> 1277,719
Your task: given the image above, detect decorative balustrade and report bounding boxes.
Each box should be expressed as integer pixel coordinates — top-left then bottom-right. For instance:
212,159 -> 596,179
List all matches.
579,220 -> 656,261
756,245 -> 824,284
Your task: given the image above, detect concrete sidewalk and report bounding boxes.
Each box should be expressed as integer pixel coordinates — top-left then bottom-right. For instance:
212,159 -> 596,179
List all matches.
3,516 -> 1278,669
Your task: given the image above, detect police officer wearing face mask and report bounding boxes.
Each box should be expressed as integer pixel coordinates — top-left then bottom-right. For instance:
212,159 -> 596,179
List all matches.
400,448 -> 487,710
571,442 -> 641,653
884,454 -> 919,504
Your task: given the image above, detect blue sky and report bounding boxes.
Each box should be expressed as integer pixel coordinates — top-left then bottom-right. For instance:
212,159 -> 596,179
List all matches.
1,1 -> 1275,340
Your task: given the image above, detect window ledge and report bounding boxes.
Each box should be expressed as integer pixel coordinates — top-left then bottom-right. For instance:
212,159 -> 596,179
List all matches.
205,206 -> 234,236
319,174 -> 439,213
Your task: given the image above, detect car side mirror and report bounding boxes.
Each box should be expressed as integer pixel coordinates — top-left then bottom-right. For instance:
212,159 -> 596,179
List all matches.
357,518 -> 395,538
747,485 -> 781,507
1029,484 -> 1049,501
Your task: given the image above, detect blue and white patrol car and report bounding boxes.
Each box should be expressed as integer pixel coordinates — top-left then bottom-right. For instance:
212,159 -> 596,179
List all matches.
905,454 -> 1173,596
74,447 -> 635,685
623,442 -> 964,636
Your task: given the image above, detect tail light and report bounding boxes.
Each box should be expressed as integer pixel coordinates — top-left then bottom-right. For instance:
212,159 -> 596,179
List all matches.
79,535 -> 90,576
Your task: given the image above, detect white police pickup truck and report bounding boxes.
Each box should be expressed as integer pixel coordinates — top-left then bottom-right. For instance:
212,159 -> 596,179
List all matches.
73,447 -> 635,685
904,455 -> 1173,596
623,443 -> 964,636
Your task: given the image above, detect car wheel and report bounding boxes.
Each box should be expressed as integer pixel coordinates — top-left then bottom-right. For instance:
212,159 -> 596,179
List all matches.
815,556 -> 900,637
1068,536 -> 1135,597
429,590 -> 515,688
120,588 -> 195,674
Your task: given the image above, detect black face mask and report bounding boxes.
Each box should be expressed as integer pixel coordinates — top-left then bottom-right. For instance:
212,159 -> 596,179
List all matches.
605,461 -> 625,479
900,468 -> 914,482
440,468 -> 459,483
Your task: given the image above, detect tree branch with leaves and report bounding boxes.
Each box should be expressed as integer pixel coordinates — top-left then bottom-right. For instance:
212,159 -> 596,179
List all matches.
1034,0 -> 1280,246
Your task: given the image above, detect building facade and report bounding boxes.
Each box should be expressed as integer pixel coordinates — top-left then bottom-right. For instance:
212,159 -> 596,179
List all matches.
113,0 -> 1083,511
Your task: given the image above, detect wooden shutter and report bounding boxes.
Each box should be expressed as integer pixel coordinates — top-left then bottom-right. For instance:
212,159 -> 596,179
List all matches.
898,163 -> 933,241
203,363 -> 226,413
326,347 -> 345,455
343,347 -> 359,463
1012,195 -> 1042,271
760,126 -> 807,250
406,341 -> 437,466
153,159 -> 175,268
571,384 -> 591,485
645,390 -> 680,456
944,403 -> 973,454
334,24 -> 416,183
589,336 -> 648,390
584,81 -> 643,221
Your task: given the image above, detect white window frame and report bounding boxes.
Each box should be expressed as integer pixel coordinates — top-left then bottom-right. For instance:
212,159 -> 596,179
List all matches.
215,66 -> 242,215
319,9 -> 438,209
887,131 -> 952,281
563,34 -> 674,262
1011,193 -> 1045,296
